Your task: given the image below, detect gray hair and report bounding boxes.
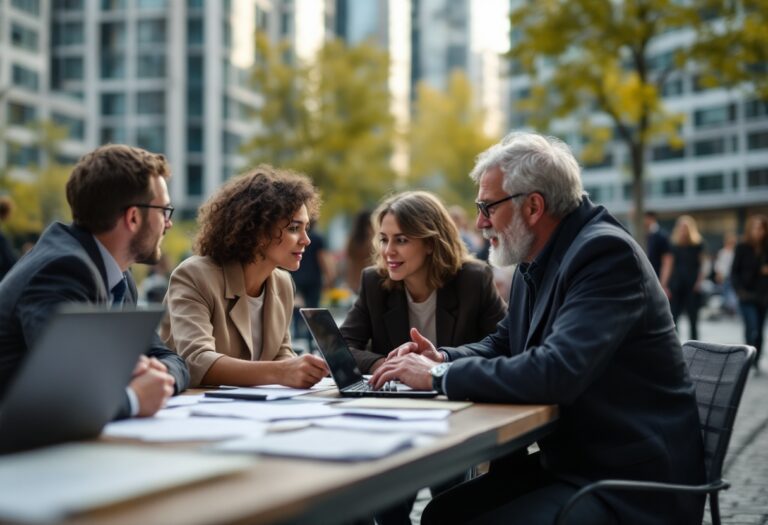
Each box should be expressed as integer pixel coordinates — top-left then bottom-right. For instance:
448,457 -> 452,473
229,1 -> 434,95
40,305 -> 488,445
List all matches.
469,131 -> 584,218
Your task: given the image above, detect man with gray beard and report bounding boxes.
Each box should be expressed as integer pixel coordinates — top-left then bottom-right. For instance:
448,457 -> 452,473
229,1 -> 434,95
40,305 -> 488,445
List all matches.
370,132 -> 705,524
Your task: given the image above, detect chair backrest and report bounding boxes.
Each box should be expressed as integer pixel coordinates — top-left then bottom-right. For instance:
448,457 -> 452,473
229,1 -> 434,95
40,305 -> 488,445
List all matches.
682,340 -> 755,482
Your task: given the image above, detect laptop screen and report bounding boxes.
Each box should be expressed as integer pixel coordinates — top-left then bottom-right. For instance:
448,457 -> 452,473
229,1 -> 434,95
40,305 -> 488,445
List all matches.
299,308 -> 364,390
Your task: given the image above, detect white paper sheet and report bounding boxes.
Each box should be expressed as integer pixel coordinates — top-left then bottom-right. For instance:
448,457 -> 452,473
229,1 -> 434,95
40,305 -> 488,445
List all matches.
308,416 -> 449,434
330,408 -> 451,420
103,416 -> 267,442
191,401 -> 338,421
0,444 -> 253,522
213,427 -> 415,461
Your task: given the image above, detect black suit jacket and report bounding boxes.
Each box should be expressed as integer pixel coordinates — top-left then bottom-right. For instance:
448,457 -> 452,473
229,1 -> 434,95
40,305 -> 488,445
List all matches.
441,199 -> 705,525
0,222 -> 189,419
340,261 -> 506,373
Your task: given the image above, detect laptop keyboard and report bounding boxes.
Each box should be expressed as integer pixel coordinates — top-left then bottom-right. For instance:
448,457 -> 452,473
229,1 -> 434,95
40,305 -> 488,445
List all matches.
344,381 -> 399,393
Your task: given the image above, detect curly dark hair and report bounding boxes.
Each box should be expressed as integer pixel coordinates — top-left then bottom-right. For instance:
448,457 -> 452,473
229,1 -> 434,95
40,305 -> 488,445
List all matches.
194,165 -> 320,265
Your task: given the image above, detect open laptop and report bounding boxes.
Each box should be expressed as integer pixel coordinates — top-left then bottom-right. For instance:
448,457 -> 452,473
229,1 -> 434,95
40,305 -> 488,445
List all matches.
0,305 -> 166,454
300,308 -> 438,398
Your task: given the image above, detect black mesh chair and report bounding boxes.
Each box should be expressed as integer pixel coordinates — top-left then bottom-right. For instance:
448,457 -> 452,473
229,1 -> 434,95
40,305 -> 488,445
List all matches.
555,340 -> 756,525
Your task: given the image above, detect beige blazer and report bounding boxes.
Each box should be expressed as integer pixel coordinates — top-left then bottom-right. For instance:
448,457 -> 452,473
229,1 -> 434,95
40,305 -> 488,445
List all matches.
160,255 -> 295,386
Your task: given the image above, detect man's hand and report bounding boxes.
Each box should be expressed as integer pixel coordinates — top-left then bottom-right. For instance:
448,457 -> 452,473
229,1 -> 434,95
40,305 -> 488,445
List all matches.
387,328 -> 444,362
369,353 -> 438,391
277,354 -> 328,388
129,367 -> 175,417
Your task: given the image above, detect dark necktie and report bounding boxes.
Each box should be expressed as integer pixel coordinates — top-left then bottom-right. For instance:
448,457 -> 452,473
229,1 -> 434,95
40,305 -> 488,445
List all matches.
111,278 -> 127,307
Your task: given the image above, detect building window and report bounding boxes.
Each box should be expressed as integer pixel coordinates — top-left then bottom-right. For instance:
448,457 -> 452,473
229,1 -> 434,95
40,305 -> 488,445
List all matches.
137,126 -> 165,152
652,144 -> 685,161
137,19 -> 166,44
101,22 -> 126,50
695,172 -> 724,193
187,164 -> 203,197
12,64 -> 39,91
661,77 -> 684,98
137,91 -> 165,114
187,126 -> 203,152
53,0 -> 83,9
137,53 -> 166,78
693,137 -> 726,157
188,19 -> 204,45
661,177 -> 686,196
187,87 -> 203,117
11,23 -> 39,52
100,53 -> 125,79
101,0 -> 125,10
52,113 -> 85,140
188,0 -> 203,9
747,130 -> 768,151
11,0 -> 40,15
694,104 -> 736,128
223,131 -> 242,155
745,99 -> 768,120
7,102 -> 37,126
747,168 -> 768,189
8,144 -> 39,167
138,0 -> 166,8
100,126 -> 126,144
51,57 -> 84,88
583,152 -> 613,169
101,93 -> 126,115
53,21 -> 84,45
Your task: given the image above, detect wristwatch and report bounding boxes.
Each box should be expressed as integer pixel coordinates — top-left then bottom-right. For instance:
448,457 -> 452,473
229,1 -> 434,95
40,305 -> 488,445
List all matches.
429,362 -> 452,395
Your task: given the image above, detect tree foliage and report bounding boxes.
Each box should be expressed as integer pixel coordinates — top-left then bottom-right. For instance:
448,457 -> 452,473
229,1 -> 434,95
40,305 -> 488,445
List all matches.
409,71 -> 498,213
1,121 -> 72,237
690,0 -> 768,99
507,0 -> 757,244
242,35 -> 397,222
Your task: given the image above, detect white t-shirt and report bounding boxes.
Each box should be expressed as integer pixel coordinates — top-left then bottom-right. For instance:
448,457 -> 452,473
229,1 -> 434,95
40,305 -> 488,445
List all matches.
405,288 -> 437,345
247,291 -> 266,361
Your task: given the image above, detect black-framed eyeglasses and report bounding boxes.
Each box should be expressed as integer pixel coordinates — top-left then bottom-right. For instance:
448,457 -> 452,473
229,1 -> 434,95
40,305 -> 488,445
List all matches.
475,193 -> 527,218
126,204 -> 175,221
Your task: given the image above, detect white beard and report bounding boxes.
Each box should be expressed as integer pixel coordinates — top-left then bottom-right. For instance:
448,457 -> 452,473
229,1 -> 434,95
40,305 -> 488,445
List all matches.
486,211 -> 534,267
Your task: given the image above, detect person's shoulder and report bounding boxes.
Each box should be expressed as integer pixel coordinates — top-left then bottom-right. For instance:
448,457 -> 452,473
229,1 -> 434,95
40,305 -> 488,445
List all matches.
272,267 -> 294,288
173,255 -> 217,273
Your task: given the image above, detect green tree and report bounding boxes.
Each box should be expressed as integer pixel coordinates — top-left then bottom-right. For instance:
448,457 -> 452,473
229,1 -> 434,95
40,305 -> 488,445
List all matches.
1,121 -> 73,236
243,35 -> 397,221
409,71 -> 498,212
691,0 -> 768,98
507,0 -> 747,245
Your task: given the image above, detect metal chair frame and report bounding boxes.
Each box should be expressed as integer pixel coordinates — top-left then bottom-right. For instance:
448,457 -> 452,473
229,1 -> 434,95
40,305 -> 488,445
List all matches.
555,340 -> 756,525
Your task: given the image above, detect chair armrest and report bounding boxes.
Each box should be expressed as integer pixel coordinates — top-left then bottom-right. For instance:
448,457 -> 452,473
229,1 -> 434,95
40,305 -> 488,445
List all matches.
555,478 -> 729,525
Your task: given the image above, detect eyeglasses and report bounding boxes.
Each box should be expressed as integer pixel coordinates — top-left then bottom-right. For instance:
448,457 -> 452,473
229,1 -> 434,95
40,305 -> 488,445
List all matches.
127,204 -> 175,221
475,193 -> 527,218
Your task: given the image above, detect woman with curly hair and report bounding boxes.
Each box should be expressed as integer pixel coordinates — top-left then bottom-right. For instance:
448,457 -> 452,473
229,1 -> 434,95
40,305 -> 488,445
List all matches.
339,191 -> 506,525
160,165 -> 328,387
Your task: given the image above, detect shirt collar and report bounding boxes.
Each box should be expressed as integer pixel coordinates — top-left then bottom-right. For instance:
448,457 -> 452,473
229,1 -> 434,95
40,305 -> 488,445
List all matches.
93,235 -> 125,291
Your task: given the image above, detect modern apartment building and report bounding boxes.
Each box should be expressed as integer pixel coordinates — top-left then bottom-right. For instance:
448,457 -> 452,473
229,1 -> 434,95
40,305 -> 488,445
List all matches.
1,0 -> 87,177
507,10 -> 768,241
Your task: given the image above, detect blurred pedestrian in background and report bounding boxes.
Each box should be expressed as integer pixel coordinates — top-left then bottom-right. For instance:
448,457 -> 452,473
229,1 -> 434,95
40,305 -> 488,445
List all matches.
731,214 -> 768,372
344,209 -> 374,293
0,196 -> 18,281
661,215 -> 707,340
448,204 -> 482,255
644,210 -> 672,279
141,253 -> 172,304
291,222 -> 335,341
714,231 -> 738,316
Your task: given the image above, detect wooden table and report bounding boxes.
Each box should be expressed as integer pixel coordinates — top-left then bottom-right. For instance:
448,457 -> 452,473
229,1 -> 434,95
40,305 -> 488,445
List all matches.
64,401 -> 558,525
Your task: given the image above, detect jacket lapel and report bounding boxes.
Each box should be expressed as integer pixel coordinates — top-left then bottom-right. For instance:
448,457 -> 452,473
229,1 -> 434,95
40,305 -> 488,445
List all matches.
223,261 -> 253,358
435,278 -> 458,347
383,287 -> 410,349
66,223 -> 109,294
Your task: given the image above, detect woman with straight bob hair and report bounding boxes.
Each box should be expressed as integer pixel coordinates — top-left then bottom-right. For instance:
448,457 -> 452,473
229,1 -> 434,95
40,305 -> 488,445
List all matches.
339,190 -> 506,525
160,165 -> 327,388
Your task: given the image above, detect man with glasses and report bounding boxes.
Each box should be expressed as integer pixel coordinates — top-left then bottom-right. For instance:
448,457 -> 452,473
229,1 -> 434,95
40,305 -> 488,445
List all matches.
371,132 -> 705,524
0,144 -> 189,419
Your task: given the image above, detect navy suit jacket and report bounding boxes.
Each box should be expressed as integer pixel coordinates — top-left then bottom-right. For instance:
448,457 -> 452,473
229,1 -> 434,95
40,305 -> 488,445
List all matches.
340,262 -> 506,373
441,199 -> 705,525
0,222 -> 189,419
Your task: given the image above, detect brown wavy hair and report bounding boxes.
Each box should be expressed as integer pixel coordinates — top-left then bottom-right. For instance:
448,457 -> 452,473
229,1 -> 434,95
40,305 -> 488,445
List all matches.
194,165 -> 320,264
373,191 -> 471,291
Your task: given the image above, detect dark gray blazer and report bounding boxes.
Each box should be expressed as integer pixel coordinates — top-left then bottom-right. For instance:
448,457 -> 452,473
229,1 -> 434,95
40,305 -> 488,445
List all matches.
0,222 -> 189,419
441,198 -> 706,524
340,261 -> 506,373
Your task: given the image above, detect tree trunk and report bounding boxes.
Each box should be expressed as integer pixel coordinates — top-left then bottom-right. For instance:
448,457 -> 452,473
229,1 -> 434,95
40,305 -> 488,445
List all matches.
630,142 -> 647,250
